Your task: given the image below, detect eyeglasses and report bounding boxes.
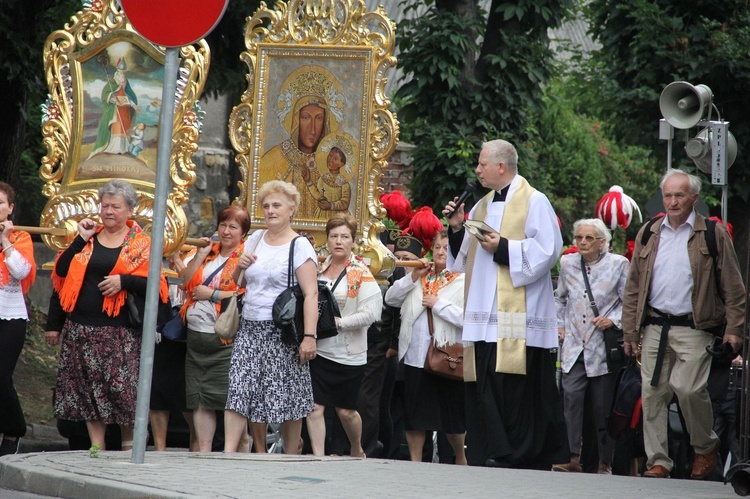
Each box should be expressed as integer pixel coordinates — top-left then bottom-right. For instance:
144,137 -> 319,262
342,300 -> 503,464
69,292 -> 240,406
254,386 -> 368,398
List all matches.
574,235 -> 603,243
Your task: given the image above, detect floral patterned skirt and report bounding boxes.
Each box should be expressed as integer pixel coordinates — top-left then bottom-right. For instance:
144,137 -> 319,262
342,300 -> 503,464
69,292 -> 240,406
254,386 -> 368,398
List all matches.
225,319 -> 313,424
53,319 -> 140,426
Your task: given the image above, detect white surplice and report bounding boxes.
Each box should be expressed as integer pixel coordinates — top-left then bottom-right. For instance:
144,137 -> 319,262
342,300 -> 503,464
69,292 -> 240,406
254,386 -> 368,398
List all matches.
448,175 -> 562,349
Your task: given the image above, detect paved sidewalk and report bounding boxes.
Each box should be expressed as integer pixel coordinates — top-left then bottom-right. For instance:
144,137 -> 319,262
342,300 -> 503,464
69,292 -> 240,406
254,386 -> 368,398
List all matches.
16,425 -> 70,454
0,450 -> 738,498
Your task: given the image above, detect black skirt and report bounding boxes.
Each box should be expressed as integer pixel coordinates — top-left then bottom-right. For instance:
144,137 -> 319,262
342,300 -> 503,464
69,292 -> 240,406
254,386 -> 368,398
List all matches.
150,339 -> 189,412
309,355 -> 364,410
403,365 -> 466,434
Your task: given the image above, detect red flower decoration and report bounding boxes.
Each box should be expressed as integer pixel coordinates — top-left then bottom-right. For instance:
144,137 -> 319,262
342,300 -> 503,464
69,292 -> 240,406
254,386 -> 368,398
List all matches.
184,110 -> 197,126
596,185 -> 642,230
47,104 -> 60,120
562,246 -> 579,255
624,240 -> 635,261
709,216 -> 734,242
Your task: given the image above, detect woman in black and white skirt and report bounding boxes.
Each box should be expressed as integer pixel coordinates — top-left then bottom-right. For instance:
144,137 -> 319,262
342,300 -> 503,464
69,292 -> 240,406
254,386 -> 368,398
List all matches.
224,181 -> 319,453
306,213 -> 382,457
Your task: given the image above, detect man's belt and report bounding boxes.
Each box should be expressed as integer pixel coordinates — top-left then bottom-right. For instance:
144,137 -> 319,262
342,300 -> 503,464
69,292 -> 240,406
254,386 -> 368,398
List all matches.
643,308 -> 695,387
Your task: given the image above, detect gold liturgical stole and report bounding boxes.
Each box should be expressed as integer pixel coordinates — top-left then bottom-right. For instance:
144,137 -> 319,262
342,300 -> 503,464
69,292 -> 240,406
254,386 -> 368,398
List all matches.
464,177 -> 534,377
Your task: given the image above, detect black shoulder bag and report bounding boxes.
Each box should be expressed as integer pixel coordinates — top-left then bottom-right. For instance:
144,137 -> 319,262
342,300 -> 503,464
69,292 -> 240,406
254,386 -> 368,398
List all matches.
125,281 -> 173,334
580,255 -> 625,373
272,236 -> 341,346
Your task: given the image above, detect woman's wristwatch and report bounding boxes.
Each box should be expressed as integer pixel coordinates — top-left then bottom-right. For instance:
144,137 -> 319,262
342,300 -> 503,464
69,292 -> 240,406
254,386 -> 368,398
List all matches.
303,333 -> 317,339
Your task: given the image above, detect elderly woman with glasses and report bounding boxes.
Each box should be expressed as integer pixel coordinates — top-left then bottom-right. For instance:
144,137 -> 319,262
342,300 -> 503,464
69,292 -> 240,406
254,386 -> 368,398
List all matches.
552,218 -> 629,475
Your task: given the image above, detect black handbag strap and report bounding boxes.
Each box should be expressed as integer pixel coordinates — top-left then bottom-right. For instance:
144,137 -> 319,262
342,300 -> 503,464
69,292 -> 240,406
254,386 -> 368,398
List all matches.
203,258 -> 228,287
580,255 -> 601,317
331,267 -> 347,293
286,236 -> 303,288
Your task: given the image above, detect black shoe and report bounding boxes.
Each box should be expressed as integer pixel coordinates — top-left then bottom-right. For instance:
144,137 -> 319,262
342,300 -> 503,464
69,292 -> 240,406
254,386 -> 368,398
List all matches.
485,457 -> 506,468
0,438 -> 20,456
367,440 -> 384,459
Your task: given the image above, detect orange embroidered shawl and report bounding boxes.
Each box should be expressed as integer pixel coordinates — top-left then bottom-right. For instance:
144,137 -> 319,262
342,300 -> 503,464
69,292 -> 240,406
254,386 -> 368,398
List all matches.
319,254 -> 376,299
0,230 -> 37,293
421,267 -> 459,296
180,242 -> 244,318
51,220 -> 168,316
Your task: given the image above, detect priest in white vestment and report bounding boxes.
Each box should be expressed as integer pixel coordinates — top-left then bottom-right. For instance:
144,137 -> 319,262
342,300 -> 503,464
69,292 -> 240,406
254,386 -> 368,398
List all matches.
443,139 -> 569,469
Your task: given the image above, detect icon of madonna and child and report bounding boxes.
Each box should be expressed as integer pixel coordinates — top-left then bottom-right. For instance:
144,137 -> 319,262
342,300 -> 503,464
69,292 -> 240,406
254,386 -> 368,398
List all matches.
77,42 -> 163,182
258,65 -> 360,221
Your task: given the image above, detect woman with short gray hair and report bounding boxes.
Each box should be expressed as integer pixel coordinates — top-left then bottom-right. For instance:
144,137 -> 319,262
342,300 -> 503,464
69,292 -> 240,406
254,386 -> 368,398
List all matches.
552,218 -> 629,474
48,179 -> 168,451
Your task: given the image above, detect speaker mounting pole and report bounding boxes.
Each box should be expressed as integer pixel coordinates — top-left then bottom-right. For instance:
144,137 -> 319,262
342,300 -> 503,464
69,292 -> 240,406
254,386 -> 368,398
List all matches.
658,119 -> 674,171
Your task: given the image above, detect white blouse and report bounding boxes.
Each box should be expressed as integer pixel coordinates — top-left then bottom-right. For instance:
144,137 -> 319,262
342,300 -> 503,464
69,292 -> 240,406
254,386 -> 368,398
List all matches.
0,250 -> 33,321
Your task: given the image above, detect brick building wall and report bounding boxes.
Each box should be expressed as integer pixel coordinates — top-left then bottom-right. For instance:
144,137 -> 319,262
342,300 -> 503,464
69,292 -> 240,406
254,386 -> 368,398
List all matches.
379,142 -> 414,197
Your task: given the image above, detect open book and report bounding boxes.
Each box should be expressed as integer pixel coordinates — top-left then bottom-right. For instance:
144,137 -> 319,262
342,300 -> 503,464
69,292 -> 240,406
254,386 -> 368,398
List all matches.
463,219 -> 499,242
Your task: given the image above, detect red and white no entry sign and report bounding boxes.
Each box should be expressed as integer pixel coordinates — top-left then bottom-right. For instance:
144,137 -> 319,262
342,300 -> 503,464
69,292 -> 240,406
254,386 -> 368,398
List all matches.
120,0 -> 228,47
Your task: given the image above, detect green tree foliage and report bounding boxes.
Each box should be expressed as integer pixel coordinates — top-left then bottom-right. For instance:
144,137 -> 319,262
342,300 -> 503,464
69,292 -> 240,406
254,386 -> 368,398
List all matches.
534,81 -> 661,249
1,0 -> 259,226
584,0 -> 750,202
203,1 -> 262,99
1,0 -> 81,224
396,0 -> 573,212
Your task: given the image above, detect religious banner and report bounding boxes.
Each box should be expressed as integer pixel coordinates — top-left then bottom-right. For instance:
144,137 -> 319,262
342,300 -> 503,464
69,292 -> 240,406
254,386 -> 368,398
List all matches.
39,0 -> 209,254
228,0 -> 398,279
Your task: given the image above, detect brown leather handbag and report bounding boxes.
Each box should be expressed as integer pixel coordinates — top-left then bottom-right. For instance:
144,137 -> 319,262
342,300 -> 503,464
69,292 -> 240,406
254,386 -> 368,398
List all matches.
423,309 -> 464,381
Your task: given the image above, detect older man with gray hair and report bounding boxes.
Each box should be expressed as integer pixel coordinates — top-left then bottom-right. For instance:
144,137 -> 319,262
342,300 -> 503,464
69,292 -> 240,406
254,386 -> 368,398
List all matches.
622,168 -> 745,479
443,139 -> 567,469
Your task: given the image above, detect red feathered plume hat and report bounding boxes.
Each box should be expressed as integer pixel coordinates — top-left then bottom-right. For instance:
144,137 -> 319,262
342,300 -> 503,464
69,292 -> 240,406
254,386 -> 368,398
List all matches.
380,190 -> 413,230
405,207 -> 444,255
596,185 -> 642,230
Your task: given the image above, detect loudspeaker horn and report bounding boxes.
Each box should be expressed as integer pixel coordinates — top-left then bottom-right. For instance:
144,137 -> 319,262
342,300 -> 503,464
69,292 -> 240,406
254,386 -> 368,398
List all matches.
659,81 -> 713,129
685,127 -> 738,173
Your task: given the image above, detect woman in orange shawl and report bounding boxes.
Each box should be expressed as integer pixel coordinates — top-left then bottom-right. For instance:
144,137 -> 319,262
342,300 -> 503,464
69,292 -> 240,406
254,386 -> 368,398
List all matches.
179,205 -> 249,452
47,179 -> 167,451
0,182 -> 36,456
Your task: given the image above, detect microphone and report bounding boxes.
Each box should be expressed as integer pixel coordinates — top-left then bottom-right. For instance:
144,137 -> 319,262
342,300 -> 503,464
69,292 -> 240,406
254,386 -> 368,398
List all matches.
446,181 -> 478,216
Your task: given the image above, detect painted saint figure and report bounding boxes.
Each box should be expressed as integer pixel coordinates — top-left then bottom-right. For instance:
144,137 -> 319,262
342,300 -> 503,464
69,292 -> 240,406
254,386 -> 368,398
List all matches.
129,123 -> 146,159
258,66 -> 345,220
88,57 -> 139,158
303,132 -> 358,219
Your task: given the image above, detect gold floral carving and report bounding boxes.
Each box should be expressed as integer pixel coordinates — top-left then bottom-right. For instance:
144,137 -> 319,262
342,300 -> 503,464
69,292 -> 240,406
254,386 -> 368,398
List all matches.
228,0 -> 398,281
39,0 -> 209,254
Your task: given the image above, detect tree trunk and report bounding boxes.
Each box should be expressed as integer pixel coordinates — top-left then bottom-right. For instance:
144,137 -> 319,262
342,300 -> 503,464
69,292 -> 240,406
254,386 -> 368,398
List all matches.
0,85 -> 26,187
476,0 -> 522,85
436,0 -> 479,88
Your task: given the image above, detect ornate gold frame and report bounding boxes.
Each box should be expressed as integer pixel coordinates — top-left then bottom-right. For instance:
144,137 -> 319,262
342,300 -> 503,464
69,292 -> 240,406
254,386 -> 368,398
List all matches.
228,0 -> 398,279
39,0 -> 209,255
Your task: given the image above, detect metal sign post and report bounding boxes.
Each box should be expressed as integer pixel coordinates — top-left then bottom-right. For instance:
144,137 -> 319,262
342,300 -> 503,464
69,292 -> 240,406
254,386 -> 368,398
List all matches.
130,47 -> 179,464
708,120 -> 729,222
120,0 -> 228,464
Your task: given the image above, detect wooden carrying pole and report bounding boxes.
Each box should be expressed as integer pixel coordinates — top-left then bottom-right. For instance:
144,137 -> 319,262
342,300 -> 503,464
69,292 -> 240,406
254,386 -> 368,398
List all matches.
0,225 -> 68,237
316,254 -> 426,268
183,237 -> 210,248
